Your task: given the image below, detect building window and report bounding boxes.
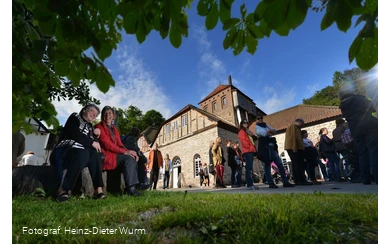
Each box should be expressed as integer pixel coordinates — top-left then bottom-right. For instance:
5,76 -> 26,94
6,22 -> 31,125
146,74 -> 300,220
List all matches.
173,121 -> 178,131
222,96 -> 227,106
182,114 -> 188,126
166,124 -> 170,134
212,102 -> 217,112
194,154 -> 202,177
204,106 -> 208,112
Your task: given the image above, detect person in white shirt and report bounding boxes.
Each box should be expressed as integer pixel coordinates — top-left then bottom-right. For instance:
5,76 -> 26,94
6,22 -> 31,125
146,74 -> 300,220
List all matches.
20,151 -> 40,166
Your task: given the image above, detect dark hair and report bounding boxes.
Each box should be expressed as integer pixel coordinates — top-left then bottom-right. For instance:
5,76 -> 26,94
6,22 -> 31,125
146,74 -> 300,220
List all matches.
335,118 -> 345,126
225,140 -> 231,145
101,106 -> 115,119
301,130 -> 308,135
257,115 -> 263,120
319,128 -> 326,135
239,120 -> 248,129
295,118 -> 304,124
130,127 -> 141,138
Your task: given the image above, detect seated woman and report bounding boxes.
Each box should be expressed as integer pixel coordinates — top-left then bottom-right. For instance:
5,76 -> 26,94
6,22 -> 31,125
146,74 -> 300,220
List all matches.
50,104 -> 105,202
95,106 -> 141,197
121,127 -> 149,190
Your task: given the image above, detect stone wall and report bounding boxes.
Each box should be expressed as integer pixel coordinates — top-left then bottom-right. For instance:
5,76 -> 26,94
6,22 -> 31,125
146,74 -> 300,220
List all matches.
274,120 -> 339,154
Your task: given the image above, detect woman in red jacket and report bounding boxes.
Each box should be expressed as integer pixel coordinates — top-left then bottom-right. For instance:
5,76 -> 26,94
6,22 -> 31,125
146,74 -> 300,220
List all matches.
238,120 -> 259,190
95,106 -> 141,197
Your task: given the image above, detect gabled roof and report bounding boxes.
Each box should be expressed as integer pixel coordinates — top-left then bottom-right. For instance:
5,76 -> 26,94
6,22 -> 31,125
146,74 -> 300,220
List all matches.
198,84 -> 266,115
25,118 -> 51,133
198,85 -> 230,104
165,104 -> 237,128
145,104 -> 239,146
249,104 -> 343,132
140,126 -> 161,145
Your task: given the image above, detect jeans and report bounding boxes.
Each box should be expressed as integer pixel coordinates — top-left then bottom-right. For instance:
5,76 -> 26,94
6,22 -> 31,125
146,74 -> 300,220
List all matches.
235,166 -> 242,186
242,152 -> 254,187
164,171 -> 170,188
357,132 -> 378,184
230,165 -> 237,185
324,152 -> 340,181
264,149 -> 290,185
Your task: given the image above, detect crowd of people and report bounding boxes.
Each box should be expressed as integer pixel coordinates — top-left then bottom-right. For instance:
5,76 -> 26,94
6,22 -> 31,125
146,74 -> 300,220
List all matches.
14,80 -> 376,202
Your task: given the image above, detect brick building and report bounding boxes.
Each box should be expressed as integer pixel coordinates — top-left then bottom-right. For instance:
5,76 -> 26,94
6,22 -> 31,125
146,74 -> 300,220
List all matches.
138,76 -> 343,189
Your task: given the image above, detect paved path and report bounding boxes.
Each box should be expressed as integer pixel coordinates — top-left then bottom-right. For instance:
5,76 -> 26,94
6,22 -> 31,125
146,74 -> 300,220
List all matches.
165,181 -> 378,195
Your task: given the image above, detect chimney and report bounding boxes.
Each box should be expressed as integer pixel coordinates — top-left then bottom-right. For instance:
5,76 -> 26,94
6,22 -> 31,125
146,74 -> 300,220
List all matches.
228,75 -> 232,85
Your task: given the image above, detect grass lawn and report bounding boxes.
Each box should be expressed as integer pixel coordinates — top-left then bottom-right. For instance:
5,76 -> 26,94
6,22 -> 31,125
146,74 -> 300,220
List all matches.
12,191 -> 378,243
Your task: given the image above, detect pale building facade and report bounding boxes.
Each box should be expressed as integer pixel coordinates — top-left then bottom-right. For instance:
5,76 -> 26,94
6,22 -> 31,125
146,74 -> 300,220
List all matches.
139,78 -> 343,189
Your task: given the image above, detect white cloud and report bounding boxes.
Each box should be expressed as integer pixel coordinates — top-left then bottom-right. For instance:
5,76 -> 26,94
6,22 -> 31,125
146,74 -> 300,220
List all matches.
194,26 -> 227,97
254,81 -> 297,114
53,44 -> 174,125
306,83 -> 321,97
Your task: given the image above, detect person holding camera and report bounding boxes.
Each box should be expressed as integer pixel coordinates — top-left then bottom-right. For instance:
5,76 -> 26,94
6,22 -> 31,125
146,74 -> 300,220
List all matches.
95,106 -> 141,197
51,104 -> 105,202
255,115 -> 295,188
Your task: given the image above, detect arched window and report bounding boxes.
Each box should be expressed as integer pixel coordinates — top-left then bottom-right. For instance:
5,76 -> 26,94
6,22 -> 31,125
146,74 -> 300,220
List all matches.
193,154 -> 202,177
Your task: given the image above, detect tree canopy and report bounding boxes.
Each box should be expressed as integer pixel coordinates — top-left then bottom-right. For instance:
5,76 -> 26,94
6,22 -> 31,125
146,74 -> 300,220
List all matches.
12,0 -> 378,133
302,67 -> 368,106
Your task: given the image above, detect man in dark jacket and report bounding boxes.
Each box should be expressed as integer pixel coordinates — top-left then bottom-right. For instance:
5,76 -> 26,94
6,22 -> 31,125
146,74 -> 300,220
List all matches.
338,83 -> 378,185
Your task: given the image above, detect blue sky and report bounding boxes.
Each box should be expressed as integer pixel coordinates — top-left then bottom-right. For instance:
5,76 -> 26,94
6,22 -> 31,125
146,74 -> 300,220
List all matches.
51,2 -> 367,126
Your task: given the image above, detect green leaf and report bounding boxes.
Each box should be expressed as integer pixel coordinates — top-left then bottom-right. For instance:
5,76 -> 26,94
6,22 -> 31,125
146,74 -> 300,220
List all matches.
55,60 -> 70,76
286,0 -> 309,30
232,30 -> 244,55
97,41 -> 112,61
68,62 -> 81,87
95,67 -> 111,93
47,41 -> 55,63
205,2 -> 219,30
355,14 -> 368,27
219,0 -> 233,23
29,40 -> 47,63
177,14 -> 189,37
123,12 -> 140,34
320,0 -> 337,31
197,0 -> 210,16
355,29 -> 378,71
169,26 -> 182,48
223,27 -> 238,49
364,0 -> 378,14
334,0 -> 353,32
254,1 -> 266,22
117,2 -> 138,17
159,15 -> 170,39
170,0 -> 181,24
136,15 -> 147,44
259,21 -> 272,37
38,19 -> 56,36
348,36 -> 362,63
32,3 -> 53,22
222,18 -> 240,31
247,24 -> 264,39
274,22 -> 290,36
244,32 -> 258,54
263,0 -> 290,30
